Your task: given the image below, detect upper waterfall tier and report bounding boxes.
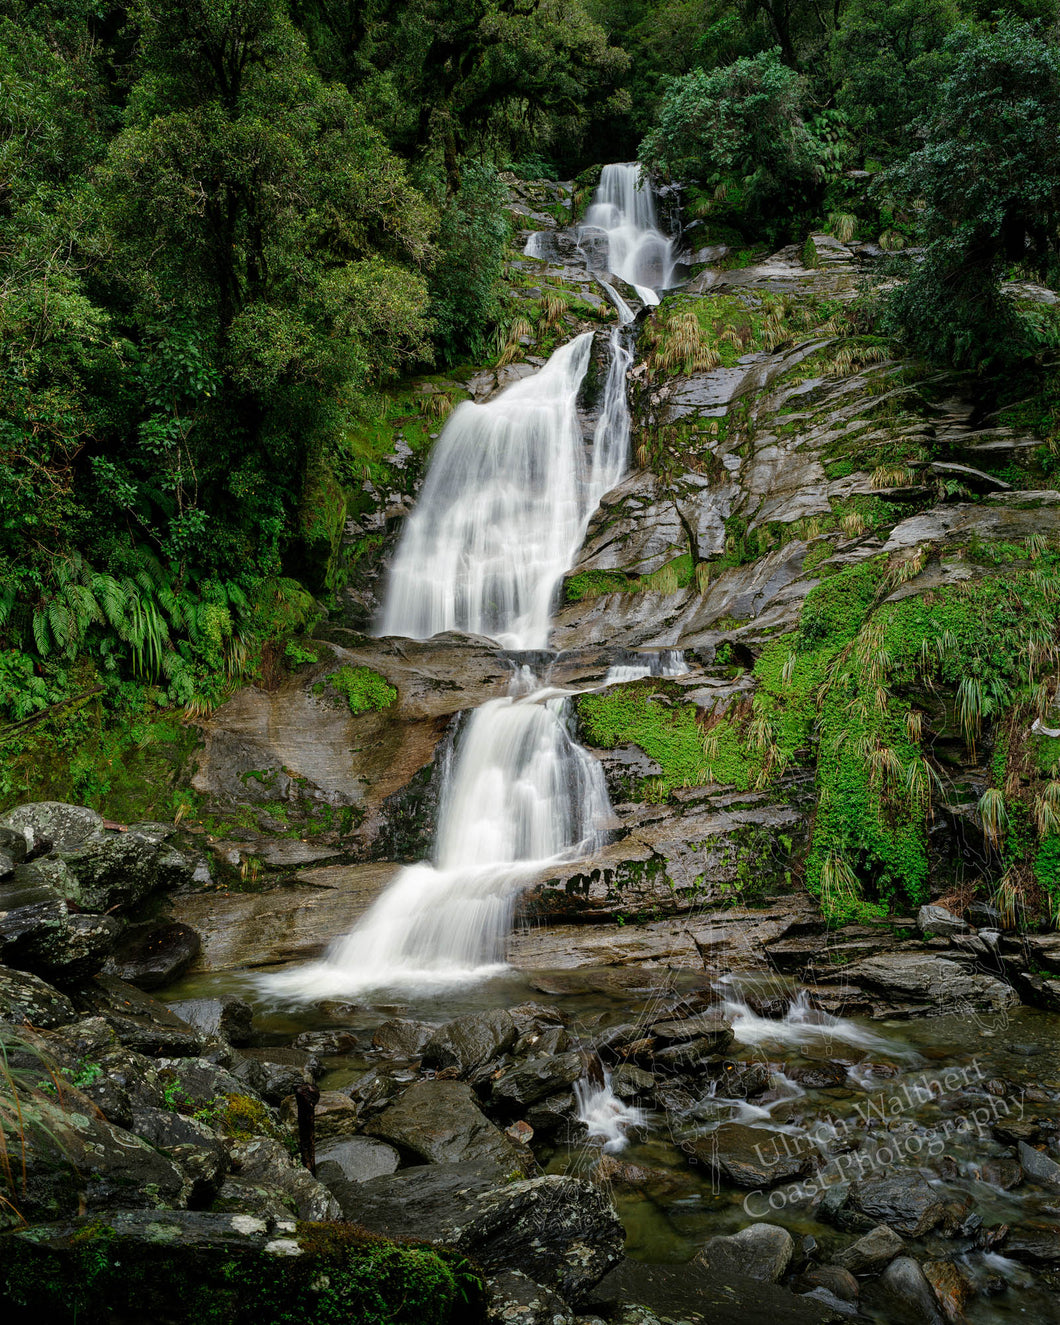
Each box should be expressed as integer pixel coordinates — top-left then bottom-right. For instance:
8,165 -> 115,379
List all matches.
378,329 -> 627,651
581,162 -> 675,306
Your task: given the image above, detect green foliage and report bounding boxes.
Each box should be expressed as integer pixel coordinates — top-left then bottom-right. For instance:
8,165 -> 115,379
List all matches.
832,0 -> 959,160
427,165 -> 510,363
882,20 -> 1060,368
639,50 -> 829,235
325,666 -> 397,714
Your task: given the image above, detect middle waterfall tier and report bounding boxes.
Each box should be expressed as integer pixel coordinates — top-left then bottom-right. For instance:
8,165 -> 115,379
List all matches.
263,679 -> 612,997
378,330 -> 627,651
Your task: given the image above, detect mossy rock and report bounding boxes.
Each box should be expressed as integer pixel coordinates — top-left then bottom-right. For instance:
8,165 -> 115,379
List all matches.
2,1211 -> 487,1325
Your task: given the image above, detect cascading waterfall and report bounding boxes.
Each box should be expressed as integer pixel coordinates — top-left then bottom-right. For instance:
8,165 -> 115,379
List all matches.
264,167 -> 675,999
266,675 -> 611,996
580,162 -> 675,306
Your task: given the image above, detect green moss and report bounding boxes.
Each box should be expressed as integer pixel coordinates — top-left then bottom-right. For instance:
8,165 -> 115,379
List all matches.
2,1218 -> 487,1325
325,665 -> 396,714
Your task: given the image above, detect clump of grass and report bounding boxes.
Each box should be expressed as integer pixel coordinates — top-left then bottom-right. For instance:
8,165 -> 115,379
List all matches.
978,787 -> 1008,847
827,211 -> 857,244
420,391 -> 454,422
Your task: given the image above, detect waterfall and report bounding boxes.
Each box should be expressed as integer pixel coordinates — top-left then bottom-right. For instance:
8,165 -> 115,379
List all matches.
266,677 -> 612,997
378,333 -> 599,650
580,162 -> 675,306
263,166 -> 675,999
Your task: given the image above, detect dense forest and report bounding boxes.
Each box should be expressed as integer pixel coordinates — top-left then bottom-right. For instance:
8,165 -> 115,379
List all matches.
1,0 -> 1058,776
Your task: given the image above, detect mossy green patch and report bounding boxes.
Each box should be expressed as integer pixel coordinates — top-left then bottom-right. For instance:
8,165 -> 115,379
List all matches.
323,665 -> 396,714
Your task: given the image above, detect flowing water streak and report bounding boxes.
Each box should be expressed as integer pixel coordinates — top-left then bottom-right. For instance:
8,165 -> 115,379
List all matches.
581,162 -> 676,306
264,169 -> 675,1000
265,675 -> 612,997
378,333 -> 596,650
575,1069 -> 646,1154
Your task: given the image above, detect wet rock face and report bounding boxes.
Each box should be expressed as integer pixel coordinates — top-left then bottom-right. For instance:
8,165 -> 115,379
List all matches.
105,922 -> 202,990
845,1174 -> 948,1239
421,1009 -> 518,1075
697,1222 -> 795,1283
364,1079 -> 527,1172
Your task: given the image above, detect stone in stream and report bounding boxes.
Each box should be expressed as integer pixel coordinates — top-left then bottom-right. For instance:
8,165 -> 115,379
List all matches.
315,1136 -> 400,1185
687,1123 -> 813,1188
491,1051 -> 584,1108
71,975 -> 209,1056
421,1008 -> 517,1074
979,1155 -> 1023,1189
649,1013 -> 734,1048
922,1260 -> 974,1323
845,1173 -> 948,1238
651,1036 -> 728,1073
165,995 -> 253,1045
1001,1220 -> 1060,1265
880,1256 -> 945,1324
1017,1139 -> 1060,1187
525,1090 -> 578,1134
365,1078 -> 528,1171
696,1222 -> 795,1283
332,1161 -> 623,1304
800,1266 -> 859,1303
588,1258 -> 847,1324
370,1016 -> 434,1055
832,954 -> 1018,1014
103,920 -> 202,990
831,1223 -> 905,1273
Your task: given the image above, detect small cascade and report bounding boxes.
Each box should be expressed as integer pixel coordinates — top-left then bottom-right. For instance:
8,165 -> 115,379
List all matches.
721,986 -> 910,1058
265,675 -> 612,997
575,1056 -> 645,1153
581,162 -> 675,306
603,650 -> 687,686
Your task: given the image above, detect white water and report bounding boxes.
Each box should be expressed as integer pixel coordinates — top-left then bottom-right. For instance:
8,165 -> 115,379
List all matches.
265,677 -> 612,997
575,1070 -> 646,1153
722,987 -> 909,1059
580,162 -> 675,306
266,168 -> 676,1000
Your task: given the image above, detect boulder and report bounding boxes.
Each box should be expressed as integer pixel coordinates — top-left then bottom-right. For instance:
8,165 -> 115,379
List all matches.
72,975 -> 208,1057
0,871 -> 118,981
0,802 -> 102,855
280,1089 -> 359,1139
229,1137 -> 340,1220
696,1222 -> 795,1283
103,921 -> 202,990
922,1260 -> 974,1323
371,1018 -> 435,1055
491,1053 -> 584,1108
336,1162 -> 623,1304
366,1079 -> 526,1171
879,1257 -> 944,1324
846,1174 -> 947,1238
131,1106 -> 228,1204
0,964 -> 77,1028
1,1068 -> 188,1224
422,1009 -> 518,1074
916,905 -> 969,939
166,996 -> 253,1045
315,1136 -> 401,1186
831,1223 -> 904,1274
238,1045 -> 319,1102
833,954 -> 1017,1015
800,1267 -> 859,1303
687,1123 -> 813,1188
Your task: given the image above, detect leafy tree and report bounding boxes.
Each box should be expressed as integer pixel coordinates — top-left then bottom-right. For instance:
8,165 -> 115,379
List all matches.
884,20 -> 1060,367
639,49 -> 827,233
294,0 -> 630,184
832,0 -> 959,161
